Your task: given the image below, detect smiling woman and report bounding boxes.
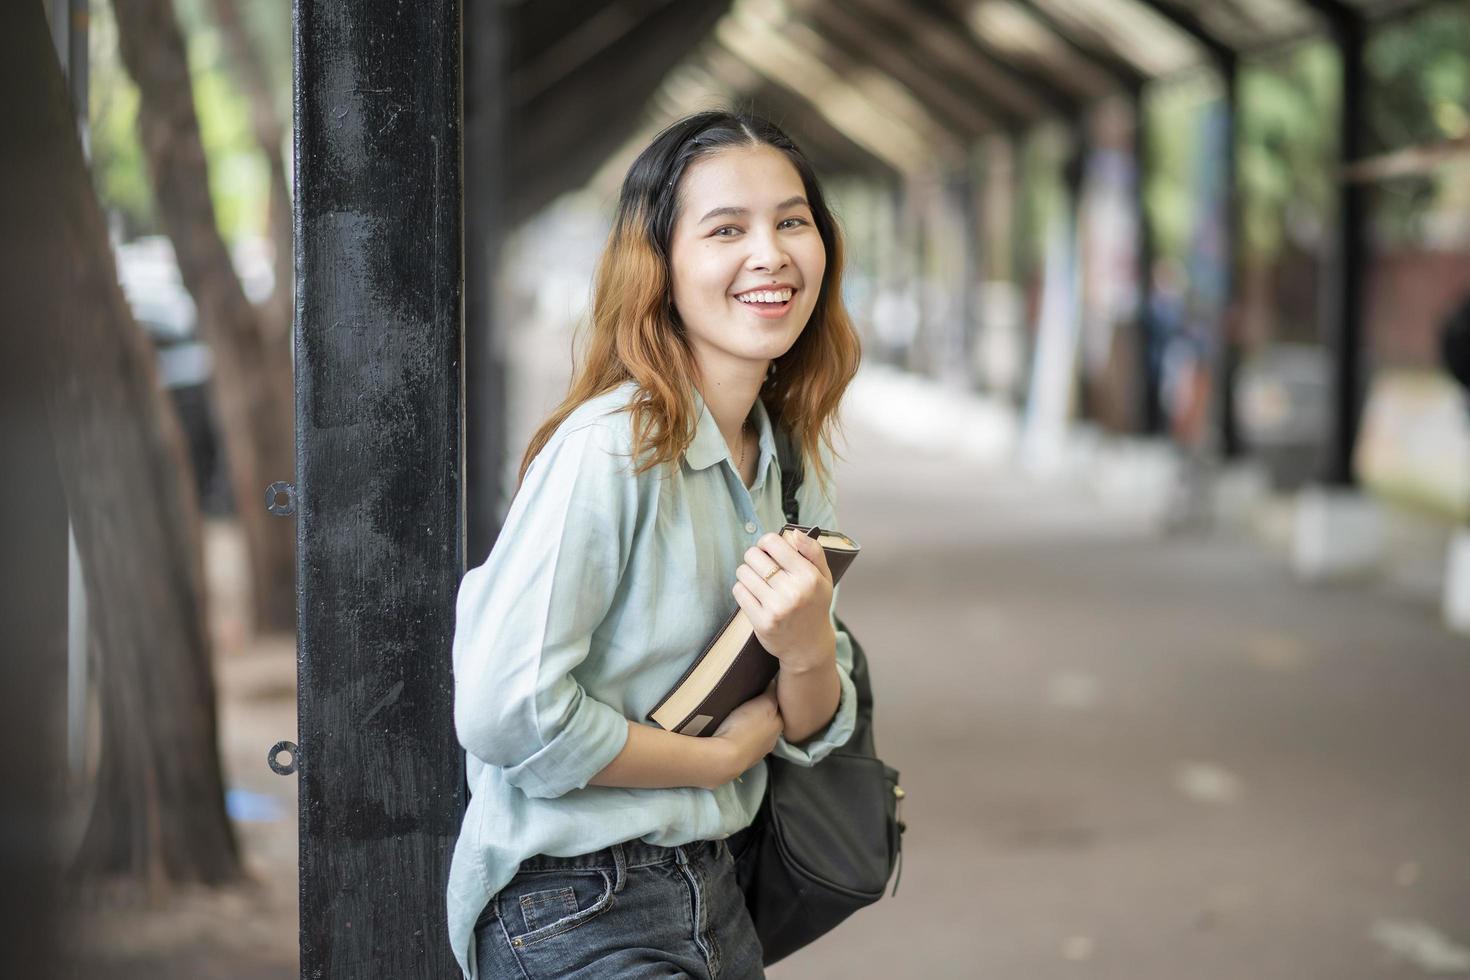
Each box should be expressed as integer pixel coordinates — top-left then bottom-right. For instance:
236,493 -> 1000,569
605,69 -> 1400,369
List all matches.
448,110 -> 863,980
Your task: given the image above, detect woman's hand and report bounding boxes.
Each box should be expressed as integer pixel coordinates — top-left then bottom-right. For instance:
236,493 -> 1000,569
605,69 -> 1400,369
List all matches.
708,688 -> 783,786
732,529 -> 837,674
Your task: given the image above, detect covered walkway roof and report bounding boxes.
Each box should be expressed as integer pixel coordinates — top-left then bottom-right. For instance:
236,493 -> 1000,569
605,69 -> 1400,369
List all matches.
505,0 -> 1442,217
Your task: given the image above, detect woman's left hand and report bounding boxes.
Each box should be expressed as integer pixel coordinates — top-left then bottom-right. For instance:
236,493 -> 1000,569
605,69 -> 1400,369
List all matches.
732,529 -> 837,673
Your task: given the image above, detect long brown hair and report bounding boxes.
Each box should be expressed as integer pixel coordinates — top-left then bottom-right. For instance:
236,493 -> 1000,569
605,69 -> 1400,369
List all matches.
516,109 -> 862,494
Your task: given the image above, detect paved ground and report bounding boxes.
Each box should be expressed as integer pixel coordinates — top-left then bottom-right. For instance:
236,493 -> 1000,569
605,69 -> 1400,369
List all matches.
769,416 -> 1470,979
69,375 -> 1470,978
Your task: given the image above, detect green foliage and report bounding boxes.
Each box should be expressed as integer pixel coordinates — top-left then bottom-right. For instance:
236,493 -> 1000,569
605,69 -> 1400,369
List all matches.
1144,70 -> 1223,267
1365,3 -> 1470,245
1144,2 -> 1470,265
1236,42 -> 1338,262
88,1 -> 153,236
187,24 -> 268,241
1368,4 -> 1470,154
87,0 -> 288,245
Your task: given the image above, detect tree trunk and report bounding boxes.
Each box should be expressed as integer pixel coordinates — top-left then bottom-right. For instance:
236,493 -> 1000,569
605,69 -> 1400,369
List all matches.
208,0 -> 294,346
0,10 -> 70,953
3,1 -> 240,890
112,0 -> 298,636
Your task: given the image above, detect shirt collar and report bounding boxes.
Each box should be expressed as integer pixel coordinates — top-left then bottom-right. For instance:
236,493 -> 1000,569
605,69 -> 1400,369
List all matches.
685,387 -> 778,486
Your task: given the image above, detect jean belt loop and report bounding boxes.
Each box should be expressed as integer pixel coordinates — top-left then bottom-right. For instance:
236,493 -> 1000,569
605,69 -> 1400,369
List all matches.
611,842 -> 627,894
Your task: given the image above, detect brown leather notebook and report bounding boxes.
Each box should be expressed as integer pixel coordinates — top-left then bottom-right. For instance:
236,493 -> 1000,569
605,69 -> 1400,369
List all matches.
646,524 -> 860,736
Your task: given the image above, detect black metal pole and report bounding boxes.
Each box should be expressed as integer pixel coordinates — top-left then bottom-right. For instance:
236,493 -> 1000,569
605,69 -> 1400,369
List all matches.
1008,130 -> 1031,408
293,1 -> 465,976
954,166 -> 982,389
1063,120 -> 1088,419
1133,0 -> 1245,453
1133,83 -> 1163,435
465,0 -> 508,566
1327,14 -> 1368,486
1218,55 -> 1243,458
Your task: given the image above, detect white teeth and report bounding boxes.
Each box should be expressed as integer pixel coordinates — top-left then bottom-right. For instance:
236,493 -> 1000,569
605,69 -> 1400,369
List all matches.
736,288 -> 793,304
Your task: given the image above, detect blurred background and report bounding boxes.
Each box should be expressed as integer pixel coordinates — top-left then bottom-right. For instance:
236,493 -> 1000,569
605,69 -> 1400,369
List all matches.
7,0 -> 1470,976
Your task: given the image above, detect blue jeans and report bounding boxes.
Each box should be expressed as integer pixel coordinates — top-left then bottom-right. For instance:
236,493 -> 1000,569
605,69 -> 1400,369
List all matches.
474,837 -> 766,979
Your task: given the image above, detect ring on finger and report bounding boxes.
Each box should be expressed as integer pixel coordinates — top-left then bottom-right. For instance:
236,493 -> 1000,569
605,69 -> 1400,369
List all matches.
761,565 -> 781,584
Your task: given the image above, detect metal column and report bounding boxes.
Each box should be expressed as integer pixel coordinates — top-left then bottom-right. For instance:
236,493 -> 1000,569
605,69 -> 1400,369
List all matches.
1133,0 -> 1242,454
1323,8 -> 1370,486
293,1 -> 465,976
1219,55 -> 1243,458
1132,84 -> 1163,434
953,165 -> 983,389
465,0 -> 509,566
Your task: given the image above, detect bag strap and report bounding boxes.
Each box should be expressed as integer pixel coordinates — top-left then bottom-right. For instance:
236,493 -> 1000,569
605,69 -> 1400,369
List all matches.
774,424 -> 803,527
771,421 -> 900,892
772,423 -> 876,721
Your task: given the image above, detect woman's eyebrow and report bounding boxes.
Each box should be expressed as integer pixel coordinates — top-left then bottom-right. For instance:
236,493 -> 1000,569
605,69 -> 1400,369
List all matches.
697,196 -> 810,224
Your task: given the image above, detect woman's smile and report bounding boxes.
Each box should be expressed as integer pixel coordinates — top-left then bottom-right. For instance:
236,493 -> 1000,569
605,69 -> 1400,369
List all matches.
733,285 -> 797,319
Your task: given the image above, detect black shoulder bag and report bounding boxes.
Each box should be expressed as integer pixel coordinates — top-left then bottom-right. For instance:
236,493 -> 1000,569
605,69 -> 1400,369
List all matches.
729,427 -> 906,966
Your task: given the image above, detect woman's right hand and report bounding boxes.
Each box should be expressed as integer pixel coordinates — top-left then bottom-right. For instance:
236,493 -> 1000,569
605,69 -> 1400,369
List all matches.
708,688 -> 783,786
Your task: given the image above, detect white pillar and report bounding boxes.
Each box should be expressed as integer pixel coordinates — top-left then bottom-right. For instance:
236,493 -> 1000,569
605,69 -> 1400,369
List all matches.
1292,486 -> 1382,581
1442,529 -> 1470,636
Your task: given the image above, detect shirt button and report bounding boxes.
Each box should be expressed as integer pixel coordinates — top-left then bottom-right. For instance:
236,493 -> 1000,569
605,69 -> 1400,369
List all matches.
744,521 -> 757,534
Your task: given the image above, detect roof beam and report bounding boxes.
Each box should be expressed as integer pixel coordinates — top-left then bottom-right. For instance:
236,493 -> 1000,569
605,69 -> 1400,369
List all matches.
801,0 -> 1004,136
1006,0 -> 1149,90
507,0 -> 731,222
842,0 -> 1045,120
698,48 -> 904,179
1292,0 -> 1369,32
712,11 -> 941,175
508,0 -> 618,72
746,84 -> 898,176
780,20 -> 971,160
1126,0 -> 1236,66
511,0 -> 678,105
904,0 -> 1083,117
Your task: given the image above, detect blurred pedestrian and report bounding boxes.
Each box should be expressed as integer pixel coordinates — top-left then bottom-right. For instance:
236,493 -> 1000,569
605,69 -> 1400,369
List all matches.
1439,294 -> 1470,396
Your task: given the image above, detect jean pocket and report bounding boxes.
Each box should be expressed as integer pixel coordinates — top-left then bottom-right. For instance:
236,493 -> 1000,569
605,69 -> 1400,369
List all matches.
495,868 -> 616,949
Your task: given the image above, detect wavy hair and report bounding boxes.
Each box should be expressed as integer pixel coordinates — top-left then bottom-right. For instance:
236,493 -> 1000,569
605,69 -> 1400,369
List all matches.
516,109 -> 862,495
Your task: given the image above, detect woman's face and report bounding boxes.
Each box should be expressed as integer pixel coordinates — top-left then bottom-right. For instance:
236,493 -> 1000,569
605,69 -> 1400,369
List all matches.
667,145 -> 826,381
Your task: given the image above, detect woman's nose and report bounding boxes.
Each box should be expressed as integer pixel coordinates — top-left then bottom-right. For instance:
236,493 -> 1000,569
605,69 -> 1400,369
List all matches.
746,229 -> 790,273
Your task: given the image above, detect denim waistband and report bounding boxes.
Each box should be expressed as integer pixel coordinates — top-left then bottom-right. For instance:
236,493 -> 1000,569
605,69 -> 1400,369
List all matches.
516,837 -> 724,877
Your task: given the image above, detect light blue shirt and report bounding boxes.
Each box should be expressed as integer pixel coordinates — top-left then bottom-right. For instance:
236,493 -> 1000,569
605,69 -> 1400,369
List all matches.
446,379 -> 857,978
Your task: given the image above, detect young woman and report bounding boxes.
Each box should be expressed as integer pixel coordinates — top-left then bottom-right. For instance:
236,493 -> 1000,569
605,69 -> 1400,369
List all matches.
447,109 -> 862,980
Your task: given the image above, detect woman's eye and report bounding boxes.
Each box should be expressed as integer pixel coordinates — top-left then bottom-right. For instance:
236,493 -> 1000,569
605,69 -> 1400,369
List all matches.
779,217 -> 809,230
713,226 -> 742,238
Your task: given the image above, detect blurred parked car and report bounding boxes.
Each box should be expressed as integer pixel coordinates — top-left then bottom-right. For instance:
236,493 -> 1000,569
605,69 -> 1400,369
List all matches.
115,236 -> 232,516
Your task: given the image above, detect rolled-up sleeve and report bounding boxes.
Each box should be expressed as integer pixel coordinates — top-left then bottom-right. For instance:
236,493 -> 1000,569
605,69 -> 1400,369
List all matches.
452,420 -> 634,799
771,445 -> 858,767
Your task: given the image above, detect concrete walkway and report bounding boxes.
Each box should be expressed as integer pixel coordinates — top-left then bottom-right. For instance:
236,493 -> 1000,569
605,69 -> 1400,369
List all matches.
768,410 -> 1470,979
